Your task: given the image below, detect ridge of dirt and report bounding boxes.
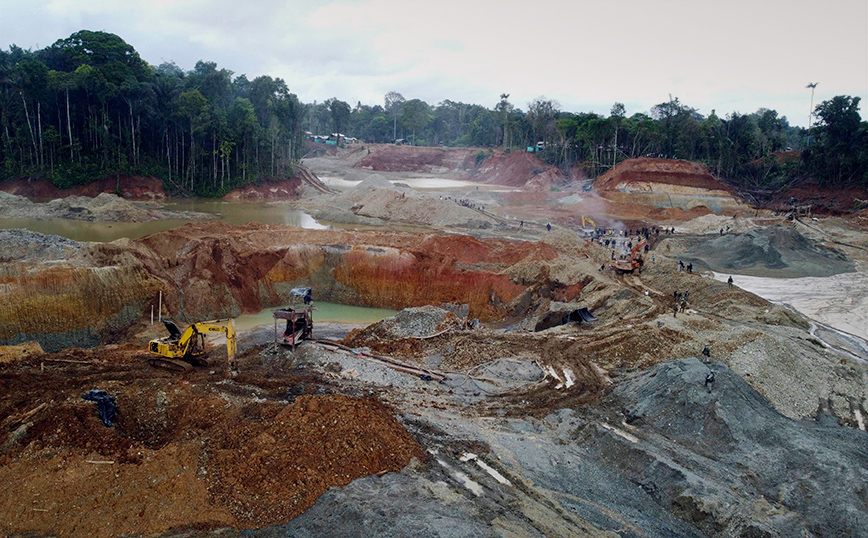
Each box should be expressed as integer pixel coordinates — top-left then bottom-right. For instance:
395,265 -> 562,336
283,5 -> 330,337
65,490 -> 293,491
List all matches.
0,191 -> 214,223
474,152 -> 569,191
596,157 -> 732,193
0,176 -> 166,200
352,145 -> 481,174
0,350 -> 423,536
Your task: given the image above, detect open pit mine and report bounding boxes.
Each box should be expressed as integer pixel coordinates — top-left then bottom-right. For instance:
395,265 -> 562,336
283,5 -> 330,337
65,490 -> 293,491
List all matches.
1,145 -> 867,538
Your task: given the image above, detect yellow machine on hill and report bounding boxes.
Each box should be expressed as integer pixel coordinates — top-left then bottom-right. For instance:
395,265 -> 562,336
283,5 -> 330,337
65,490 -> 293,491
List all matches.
148,319 -> 237,376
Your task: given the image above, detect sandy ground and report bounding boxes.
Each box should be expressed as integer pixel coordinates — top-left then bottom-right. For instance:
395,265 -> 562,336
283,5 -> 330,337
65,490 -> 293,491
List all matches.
713,267 -> 868,343
4,149 -> 868,537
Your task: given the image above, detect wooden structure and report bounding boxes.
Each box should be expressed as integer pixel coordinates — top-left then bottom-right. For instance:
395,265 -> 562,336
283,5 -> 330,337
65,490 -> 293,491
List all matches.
273,305 -> 314,350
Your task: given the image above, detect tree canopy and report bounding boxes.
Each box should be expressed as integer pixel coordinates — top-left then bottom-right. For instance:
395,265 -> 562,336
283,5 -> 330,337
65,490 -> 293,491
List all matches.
2,30 -> 865,195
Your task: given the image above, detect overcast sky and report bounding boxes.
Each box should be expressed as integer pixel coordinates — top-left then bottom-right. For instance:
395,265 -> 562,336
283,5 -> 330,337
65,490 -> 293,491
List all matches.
1,0 -> 866,127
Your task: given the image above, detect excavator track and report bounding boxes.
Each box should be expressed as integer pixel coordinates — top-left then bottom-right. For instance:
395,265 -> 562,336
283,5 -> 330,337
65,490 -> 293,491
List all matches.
148,357 -> 194,373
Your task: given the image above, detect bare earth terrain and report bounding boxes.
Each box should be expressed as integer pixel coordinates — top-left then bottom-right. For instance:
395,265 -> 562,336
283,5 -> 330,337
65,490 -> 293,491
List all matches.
1,145 -> 867,537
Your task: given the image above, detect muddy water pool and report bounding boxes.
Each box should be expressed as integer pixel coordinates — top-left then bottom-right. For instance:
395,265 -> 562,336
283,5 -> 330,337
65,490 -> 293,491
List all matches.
233,302 -> 397,331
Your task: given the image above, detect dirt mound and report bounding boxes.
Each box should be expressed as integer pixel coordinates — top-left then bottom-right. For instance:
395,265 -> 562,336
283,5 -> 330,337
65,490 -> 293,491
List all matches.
0,351 -> 423,536
0,192 -> 213,223
353,145 -> 479,174
205,394 -> 423,527
591,357 -> 868,537
316,177 -> 498,228
765,184 -> 868,214
349,306 -> 460,341
0,229 -> 81,261
596,158 -> 731,193
673,225 -> 855,278
0,176 -> 166,200
224,178 -> 301,200
474,152 -> 568,191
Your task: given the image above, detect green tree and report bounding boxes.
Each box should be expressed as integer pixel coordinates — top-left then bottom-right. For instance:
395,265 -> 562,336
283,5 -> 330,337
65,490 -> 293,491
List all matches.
384,91 -> 405,141
325,98 -> 351,143
495,93 -> 513,148
177,89 -> 211,189
401,99 -> 429,145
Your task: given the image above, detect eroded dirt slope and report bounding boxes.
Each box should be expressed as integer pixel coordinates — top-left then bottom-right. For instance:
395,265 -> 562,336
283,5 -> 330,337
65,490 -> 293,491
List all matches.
0,175 -> 166,200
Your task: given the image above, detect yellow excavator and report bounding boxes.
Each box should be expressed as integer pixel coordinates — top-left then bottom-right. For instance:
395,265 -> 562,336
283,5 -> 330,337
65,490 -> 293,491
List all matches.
148,319 -> 237,377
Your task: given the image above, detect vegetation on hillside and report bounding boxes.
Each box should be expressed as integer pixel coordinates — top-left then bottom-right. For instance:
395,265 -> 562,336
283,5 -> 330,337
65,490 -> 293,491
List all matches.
2,31 -> 866,195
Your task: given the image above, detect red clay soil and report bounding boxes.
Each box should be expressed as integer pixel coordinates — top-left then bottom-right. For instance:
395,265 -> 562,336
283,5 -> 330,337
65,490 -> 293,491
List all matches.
100,223 -> 558,322
0,176 -> 166,200
475,152 -> 568,190
765,185 -> 868,214
0,348 -> 423,536
223,178 -> 302,200
595,158 -> 732,193
353,145 -> 481,173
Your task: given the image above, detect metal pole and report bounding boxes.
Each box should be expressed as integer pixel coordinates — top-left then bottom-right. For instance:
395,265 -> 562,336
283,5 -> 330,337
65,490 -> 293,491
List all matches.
158,291 -> 162,322
151,305 -> 154,325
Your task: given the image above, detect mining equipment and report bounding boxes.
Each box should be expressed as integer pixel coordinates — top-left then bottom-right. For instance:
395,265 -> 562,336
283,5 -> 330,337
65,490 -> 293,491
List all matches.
148,319 -> 237,376
273,287 -> 315,350
610,239 -> 647,274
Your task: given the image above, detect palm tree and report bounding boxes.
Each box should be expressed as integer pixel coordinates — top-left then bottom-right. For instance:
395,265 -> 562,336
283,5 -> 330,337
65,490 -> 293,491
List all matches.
806,82 -> 818,128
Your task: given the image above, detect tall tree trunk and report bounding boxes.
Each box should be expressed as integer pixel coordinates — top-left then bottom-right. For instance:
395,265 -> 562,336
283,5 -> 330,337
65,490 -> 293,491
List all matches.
20,93 -> 37,166
37,101 -> 44,168
66,88 -> 74,159
129,102 -> 136,167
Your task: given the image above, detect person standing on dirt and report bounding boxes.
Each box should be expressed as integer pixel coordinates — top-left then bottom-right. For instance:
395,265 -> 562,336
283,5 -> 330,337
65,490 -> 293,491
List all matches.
687,262 -> 693,273
727,276 -> 734,289
705,370 -> 715,392
546,223 -> 552,232
520,220 -> 524,228
701,344 -> 710,360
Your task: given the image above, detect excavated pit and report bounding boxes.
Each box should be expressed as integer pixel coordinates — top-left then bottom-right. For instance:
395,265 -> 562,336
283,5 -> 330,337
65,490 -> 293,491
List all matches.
1,223 -> 572,351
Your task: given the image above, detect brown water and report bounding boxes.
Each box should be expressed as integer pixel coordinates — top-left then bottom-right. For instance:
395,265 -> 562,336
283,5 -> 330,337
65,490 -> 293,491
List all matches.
0,199 -> 327,242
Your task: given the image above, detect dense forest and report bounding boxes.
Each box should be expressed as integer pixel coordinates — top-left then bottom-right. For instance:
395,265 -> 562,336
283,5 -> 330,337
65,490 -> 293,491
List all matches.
2,31 -> 866,196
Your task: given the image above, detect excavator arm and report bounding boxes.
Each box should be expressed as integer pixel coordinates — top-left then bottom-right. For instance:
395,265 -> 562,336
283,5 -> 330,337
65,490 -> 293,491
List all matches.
148,319 -> 237,377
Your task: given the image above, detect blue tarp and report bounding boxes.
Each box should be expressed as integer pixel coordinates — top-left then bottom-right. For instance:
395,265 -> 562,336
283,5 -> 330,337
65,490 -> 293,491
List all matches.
82,389 -> 117,427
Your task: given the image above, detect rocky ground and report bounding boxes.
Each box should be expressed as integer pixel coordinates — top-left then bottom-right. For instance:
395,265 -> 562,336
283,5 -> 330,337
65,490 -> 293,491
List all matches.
2,148 -> 868,537
0,191 -> 214,222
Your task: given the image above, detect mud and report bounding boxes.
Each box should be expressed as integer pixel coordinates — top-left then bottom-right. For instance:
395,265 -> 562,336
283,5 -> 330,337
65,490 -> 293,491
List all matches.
0,348 -> 422,536
661,225 -> 856,278
0,175 -> 167,200
3,148 -> 868,537
0,192 -> 213,223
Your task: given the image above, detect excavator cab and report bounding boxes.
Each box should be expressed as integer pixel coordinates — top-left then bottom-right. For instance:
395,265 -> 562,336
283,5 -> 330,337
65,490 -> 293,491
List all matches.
147,319 -> 237,376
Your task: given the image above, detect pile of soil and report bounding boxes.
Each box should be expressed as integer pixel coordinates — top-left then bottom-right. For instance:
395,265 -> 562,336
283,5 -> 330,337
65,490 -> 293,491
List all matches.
765,185 -> 868,214
596,158 -> 732,193
0,229 -> 81,262
0,192 -> 213,223
357,306 -> 460,339
0,350 -> 423,536
672,225 -> 856,278
316,176 -> 497,228
591,357 -> 868,537
353,145 -> 479,174
474,152 -> 568,191
0,176 -> 166,200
